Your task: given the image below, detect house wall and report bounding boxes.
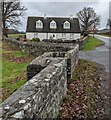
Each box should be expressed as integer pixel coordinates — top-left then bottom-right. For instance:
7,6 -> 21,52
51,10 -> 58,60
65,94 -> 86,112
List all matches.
74,33 -> 81,40
26,32 -> 80,41
26,33 -> 35,40
47,33 -> 58,40
47,33 -> 80,40
38,33 -> 47,40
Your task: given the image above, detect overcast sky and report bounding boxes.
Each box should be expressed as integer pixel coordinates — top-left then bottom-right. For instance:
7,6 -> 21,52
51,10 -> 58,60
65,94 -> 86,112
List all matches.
19,0 -> 110,31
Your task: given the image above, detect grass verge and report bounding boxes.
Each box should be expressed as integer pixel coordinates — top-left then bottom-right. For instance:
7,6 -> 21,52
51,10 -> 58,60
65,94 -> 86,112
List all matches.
81,36 -> 105,51
58,59 -> 106,119
1,42 -> 34,103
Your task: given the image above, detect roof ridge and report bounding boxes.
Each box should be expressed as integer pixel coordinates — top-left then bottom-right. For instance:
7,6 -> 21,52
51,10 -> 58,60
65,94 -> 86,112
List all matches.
28,16 -> 78,19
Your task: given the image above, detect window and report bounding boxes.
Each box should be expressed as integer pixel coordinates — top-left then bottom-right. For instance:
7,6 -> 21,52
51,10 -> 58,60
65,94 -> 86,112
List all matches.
70,33 -> 74,39
53,34 -> 55,38
34,33 -> 38,38
50,20 -> 57,29
62,33 -> 66,39
63,21 -> 70,29
36,20 -> 43,29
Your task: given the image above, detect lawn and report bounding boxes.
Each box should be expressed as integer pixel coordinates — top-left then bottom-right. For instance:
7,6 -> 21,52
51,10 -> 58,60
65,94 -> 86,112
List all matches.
8,33 -> 25,38
1,42 -> 34,103
81,36 -> 105,51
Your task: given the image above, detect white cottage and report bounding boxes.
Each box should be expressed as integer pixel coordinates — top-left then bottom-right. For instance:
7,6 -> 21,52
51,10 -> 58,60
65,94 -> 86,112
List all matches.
26,15 -> 81,41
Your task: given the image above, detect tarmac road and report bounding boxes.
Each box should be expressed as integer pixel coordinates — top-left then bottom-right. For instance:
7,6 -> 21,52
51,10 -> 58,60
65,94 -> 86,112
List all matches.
79,34 -> 110,72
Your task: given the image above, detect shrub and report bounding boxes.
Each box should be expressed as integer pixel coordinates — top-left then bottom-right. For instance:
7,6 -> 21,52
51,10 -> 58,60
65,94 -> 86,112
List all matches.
81,31 -> 89,37
30,38 -> 40,42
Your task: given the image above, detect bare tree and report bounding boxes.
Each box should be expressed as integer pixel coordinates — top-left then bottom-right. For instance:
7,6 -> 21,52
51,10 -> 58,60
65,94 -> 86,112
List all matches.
107,19 -> 111,28
76,7 -> 100,32
2,1 -> 27,37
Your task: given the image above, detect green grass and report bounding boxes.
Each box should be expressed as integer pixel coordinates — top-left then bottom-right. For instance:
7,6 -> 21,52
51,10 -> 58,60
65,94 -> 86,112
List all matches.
2,59 -> 28,84
81,36 -> 105,51
1,42 -> 34,103
8,34 -> 25,38
13,51 -> 30,57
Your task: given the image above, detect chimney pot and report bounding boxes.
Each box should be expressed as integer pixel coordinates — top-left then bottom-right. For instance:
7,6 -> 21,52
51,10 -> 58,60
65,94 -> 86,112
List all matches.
70,14 -> 73,20
44,14 -> 47,19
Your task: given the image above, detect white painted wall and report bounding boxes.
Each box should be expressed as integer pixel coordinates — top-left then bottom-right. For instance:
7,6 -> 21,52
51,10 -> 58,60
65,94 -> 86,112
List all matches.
74,33 -> 80,40
26,33 -> 34,39
46,33 -> 80,40
56,33 -> 62,39
26,32 -> 80,41
47,33 -> 58,39
26,33 -> 47,41
38,33 -> 47,40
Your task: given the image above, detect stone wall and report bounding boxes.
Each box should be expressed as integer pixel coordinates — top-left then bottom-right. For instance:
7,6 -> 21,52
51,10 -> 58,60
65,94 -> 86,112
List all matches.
5,38 -> 73,56
77,36 -> 88,49
27,44 -> 79,80
42,38 -> 78,43
1,59 -> 67,119
0,40 -> 79,119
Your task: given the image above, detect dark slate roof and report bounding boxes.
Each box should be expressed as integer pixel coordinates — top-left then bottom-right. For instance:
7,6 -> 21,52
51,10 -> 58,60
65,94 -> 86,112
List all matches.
26,16 -> 80,33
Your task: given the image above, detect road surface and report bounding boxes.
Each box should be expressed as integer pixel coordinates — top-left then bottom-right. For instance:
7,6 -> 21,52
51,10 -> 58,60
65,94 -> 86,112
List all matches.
79,34 -> 110,72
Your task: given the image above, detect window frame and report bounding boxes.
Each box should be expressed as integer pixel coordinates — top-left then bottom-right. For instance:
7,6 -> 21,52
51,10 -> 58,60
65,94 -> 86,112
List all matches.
36,20 -> 43,29
63,21 -> 70,29
70,33 -> 74,39
50,20 -> 57,29
34,33 -> 38,38
62,33 -> 66,39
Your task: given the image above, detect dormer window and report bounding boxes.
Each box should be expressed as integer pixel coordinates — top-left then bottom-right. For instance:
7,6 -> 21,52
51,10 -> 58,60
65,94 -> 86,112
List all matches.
63,21 -> 70,29
36,20 -> 43,29
50,20 -> 57,29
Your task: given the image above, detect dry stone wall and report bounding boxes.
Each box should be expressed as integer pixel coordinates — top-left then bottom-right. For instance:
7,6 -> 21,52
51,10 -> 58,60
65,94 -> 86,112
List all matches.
1,39 -> 79,119
1,59 -> 67,119
27,44 -> 79,81
5,38 -> 73,56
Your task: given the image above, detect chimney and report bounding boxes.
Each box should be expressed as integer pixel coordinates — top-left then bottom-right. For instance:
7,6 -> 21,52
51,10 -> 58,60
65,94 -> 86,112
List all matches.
70,14 -> 73,20
44,13 -> 47,19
